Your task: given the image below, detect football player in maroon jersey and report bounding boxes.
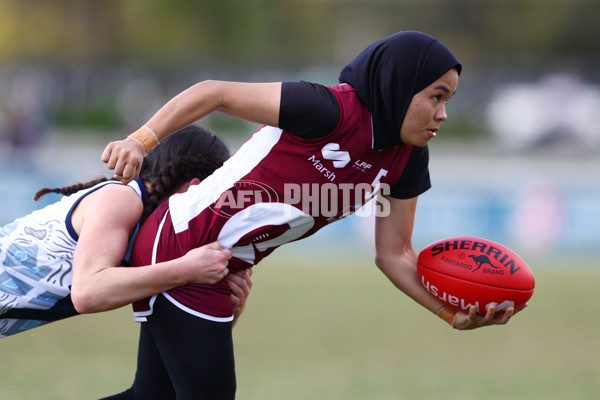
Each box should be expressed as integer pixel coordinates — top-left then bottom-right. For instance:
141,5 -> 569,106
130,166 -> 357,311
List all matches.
101,31 -> 518,400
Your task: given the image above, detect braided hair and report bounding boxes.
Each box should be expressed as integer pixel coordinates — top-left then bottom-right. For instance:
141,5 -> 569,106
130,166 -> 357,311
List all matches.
35,125 -> 230,223
139,125 -> 230,222
34,177 -> 109,201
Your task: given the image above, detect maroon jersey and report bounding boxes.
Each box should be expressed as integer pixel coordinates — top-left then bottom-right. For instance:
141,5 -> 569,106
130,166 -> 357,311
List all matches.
131,84 -> 417,321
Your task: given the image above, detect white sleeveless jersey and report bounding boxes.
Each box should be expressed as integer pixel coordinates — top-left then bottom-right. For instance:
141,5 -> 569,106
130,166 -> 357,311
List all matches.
0,178 -> 144,337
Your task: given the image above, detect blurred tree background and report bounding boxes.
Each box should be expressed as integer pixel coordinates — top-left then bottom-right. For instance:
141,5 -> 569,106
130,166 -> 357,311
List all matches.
1,0 -> 599,139
2,0 -> 599,67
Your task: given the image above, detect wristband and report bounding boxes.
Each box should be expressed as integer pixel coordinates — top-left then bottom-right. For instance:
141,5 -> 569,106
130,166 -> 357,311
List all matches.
128,125 -> 160,153
437,306 -> 458,327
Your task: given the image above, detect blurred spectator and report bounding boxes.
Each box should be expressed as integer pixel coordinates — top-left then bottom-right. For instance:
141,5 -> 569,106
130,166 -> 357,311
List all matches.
0,63 -> 54,158
509,184 -> 564,255
486,70 -> 600,151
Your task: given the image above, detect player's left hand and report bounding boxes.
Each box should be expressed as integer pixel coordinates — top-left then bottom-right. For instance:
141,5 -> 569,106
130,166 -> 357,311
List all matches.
101,137 -> 146,184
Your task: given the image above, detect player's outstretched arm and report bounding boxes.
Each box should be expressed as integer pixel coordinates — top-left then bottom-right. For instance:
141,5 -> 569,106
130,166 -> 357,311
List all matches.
374,195 -> 518,330
101,80 -> 282,184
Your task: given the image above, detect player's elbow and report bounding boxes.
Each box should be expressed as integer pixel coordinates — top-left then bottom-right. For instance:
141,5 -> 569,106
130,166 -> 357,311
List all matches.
192,80 -> 227,109
374,252 -> 387,269
375,252 -> 396,273
374,247 -> 403,269
374,246 -> 417,275
71,286 -> 101,314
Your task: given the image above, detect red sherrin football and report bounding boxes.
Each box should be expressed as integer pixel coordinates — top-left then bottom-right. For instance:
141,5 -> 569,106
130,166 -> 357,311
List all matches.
417,237 -> 535,315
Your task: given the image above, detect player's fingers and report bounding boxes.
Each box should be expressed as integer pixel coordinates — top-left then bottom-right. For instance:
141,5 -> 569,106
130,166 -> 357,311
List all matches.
227,274 -> 245,294
105,147 -> 120,171
117,176 -> 132,185
228,271 -> 252,298
121,162 -> 140,184
112,157 -> 127,180
482,305 -> 496,324
204,241 -> 223,251
498,307 -> 514,324
513,303 -> 528,314
229,271 -> 249,288
230,294 -> 241,306
222,248 -> 232,260
101,144 -> 113,164
244,269 -> 253,289
469,305 -> 478,320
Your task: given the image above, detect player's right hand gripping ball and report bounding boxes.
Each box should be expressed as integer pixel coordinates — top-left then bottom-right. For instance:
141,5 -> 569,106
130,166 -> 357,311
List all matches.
417,237 -> 535,315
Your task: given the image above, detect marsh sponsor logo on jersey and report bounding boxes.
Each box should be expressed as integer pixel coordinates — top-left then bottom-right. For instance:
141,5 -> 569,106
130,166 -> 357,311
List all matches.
321,143 -> 350,168
307,143 -> 350,182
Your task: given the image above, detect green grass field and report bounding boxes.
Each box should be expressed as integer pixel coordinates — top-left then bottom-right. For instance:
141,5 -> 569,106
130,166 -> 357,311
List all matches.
1,250 -> 598,400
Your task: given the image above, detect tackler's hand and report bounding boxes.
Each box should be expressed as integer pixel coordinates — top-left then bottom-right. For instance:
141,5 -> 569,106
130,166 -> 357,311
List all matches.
228,268 -> 254,325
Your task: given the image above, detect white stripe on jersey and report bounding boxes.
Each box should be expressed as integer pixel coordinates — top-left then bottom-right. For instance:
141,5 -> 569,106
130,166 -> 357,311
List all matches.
151,210 -> 170,265
162,292 -> 233,322
168,126 -> 283,234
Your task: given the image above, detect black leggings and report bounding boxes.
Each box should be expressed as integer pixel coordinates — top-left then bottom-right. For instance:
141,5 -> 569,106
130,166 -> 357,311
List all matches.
100,294 -> 236,400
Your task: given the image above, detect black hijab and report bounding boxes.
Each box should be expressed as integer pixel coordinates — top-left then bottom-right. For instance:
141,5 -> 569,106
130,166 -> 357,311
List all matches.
339,31 -> 462,150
